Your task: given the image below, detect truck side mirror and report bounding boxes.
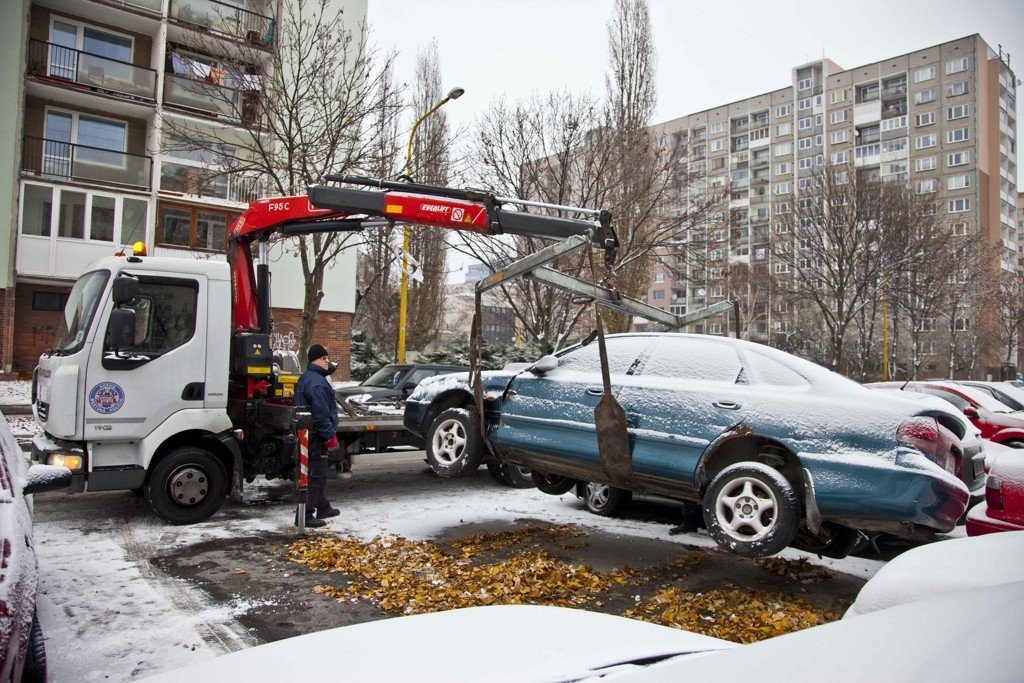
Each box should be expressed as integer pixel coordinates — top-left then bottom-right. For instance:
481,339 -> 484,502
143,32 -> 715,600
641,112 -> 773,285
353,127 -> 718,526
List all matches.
107,308 -> 137,350
531,355 -> 559,375
111,274 -> 139,304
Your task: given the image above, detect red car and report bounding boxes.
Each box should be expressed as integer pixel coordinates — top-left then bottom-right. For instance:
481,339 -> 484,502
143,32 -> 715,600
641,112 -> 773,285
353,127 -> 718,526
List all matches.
869,381 -> 1024,448
967,452 -> 1024,535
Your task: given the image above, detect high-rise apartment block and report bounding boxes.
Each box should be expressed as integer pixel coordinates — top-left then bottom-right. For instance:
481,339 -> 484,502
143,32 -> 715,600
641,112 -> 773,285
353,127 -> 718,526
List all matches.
644,34 -> 1018,378
0,0 -> 364,375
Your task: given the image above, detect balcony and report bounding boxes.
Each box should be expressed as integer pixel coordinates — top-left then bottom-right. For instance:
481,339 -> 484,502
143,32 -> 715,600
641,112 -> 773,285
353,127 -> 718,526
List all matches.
169,0 -> 275,48
27,39 -> 156,103
21,136 -> 152,189
160,161 -> 268,203
881,83 -> 907,100
164,72 -> 261,123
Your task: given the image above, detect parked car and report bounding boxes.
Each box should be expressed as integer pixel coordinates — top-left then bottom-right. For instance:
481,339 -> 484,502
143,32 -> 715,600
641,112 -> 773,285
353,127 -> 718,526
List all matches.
959,380 -> 1024,412
405,333 -> 970,558
869,381 -> 1024,449
0,410 -> 72,681
149,535 -> 1024,683
336,364 -> 469,408
966,451 -> 1024,535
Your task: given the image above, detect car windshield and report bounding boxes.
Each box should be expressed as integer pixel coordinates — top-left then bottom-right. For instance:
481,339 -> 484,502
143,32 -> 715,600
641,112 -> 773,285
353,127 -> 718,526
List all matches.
362,365 -> 408,389
946,384 -> 1016,413
51,269 -> 110,355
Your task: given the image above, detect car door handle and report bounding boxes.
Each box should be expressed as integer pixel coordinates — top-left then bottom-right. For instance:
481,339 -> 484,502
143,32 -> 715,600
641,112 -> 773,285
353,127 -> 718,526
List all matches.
586,387 -> 606,396
713,401 -> 741,410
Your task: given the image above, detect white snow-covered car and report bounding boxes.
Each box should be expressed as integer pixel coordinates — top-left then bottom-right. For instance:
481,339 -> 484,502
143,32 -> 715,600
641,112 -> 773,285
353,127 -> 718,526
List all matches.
148,534 -> 1024,683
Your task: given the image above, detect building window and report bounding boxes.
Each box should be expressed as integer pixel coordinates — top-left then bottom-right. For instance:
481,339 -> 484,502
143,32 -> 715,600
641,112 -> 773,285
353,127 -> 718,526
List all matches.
711,286 -> 724,298
797,157 -> 812,169
947,127 -> 970,143
44,108 -> 128,173
830,89 -> 848,104
947,151 -> 970,167
946,57 -> 968,74
954,317 -> 970,331
947,104 -> 969,120
775,142 -> 792,156
947,81 -> 969,97
835,171 -> 849,184
948,174 -> 970,190
774,263 -> 790,274
915,133 -> 936,149
797,117 -> 812,130
951,221 -> 969,236
711,138 -> 726,152
775,222 -> 789,233
915,88 -> 935,105
710,268 -> 723,278
830,130 -> 848,145
830,110 -> 847,124
157,202 -> 237,251
914,66 -> 936,82
776,162 -> 792,175
776,122 -> 791,136
831,151 -> 848,164
775,181 -> 790,195
710,121 -> 725,134
712,157 -> 726,170
710,248 -> 723,261
797,78 -> 812,91
798,137 -> 812,150
948,198 -> 970,213
19,182 -> 144,244
775,104 -> 791,117
49,19 -> 133,80
798,97 -> 812,111
918,179 -> 937,194
652,290 -> 665,301
776,202 -> 791,214
916,156 -> 936,172
32,291 -> 70,312
916,111 -> 935,127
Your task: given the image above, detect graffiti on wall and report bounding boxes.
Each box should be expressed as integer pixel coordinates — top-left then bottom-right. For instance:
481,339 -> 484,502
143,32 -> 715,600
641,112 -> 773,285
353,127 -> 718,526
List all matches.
271,322 -> 299,352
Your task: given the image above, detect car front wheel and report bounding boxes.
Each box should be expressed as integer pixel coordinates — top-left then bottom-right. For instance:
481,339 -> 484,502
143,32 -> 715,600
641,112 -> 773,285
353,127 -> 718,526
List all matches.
702,462 -> 799,558
426,408 -> 484,478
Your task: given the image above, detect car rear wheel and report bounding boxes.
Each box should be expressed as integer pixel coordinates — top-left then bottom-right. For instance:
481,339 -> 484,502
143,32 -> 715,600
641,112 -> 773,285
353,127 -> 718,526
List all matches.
584,482 -> 630,516
531,471 -> 577,495
702,462 -> 799,558
426,408 -> 484,478
22,609 -> 46,683
145,447 -> 228,525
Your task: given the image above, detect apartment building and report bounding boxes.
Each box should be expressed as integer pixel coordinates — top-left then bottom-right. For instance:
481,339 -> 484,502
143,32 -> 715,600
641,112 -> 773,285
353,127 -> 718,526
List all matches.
0,0 -> 365,376
644,34 -> 1018,379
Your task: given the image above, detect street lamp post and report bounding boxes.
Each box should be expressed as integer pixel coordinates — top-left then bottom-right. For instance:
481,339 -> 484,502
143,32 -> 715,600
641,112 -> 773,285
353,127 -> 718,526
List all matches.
396,87 -> 464,363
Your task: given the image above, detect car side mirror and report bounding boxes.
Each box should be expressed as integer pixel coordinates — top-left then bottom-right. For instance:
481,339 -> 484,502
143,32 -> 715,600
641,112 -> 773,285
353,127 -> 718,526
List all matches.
23,464 -> 73,496
107,308 -> 137,350
111,273 -> 138,304
531,355 -> 559,375
963,406 -> 979,418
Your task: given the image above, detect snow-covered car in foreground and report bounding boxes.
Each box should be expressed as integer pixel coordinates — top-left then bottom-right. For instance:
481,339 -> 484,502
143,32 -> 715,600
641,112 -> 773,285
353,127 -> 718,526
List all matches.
149,534 -> 1024,683
405,333 -> 970,558
0,410 -> 72,681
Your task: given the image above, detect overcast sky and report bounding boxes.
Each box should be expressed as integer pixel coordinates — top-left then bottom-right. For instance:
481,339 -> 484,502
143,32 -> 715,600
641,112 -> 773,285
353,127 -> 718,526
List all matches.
369,0 -> 1023,188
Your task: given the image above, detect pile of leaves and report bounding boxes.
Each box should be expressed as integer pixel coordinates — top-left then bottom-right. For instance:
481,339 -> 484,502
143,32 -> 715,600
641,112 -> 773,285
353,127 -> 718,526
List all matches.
625,582 -> 840,643
289,525 -> 631,615
755,556 -> 835,583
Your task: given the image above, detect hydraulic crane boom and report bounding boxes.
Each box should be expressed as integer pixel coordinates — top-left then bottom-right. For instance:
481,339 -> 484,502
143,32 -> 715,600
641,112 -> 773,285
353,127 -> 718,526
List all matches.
227,176 -> 618,333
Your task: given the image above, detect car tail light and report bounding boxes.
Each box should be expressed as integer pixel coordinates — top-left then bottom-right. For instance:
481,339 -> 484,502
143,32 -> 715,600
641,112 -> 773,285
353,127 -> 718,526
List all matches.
986,475 -> 1004,511
896,417 -> 955,474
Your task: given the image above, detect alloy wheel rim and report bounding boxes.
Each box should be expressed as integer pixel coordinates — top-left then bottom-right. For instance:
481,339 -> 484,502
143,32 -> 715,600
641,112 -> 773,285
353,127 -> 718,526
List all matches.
714,476 -> 778,542
431,418 -> 466,465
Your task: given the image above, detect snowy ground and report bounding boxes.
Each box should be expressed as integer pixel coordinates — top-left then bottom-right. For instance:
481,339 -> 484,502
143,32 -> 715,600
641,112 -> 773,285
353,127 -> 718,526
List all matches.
1,379 -> 905,680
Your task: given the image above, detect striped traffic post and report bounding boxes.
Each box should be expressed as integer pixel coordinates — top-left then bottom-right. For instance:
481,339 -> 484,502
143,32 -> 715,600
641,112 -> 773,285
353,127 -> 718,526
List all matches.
296,428 -> 309,532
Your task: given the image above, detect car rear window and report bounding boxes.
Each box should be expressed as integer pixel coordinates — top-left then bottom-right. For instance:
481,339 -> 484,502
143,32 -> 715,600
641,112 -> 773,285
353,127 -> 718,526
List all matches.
638,337 -> 742,382
745,350 -> 810,386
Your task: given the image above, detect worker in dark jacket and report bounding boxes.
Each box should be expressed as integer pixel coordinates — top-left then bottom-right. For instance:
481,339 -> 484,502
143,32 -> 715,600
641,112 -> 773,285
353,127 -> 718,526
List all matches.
294,343 -> 341,528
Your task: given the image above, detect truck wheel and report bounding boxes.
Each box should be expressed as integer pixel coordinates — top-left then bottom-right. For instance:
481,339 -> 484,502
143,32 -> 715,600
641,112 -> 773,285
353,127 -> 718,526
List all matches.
426,408 -> 484,478
531,470 -> 576,495
144,447 -> 228,524
702,462 -> 799,558
22,609 -> 46,683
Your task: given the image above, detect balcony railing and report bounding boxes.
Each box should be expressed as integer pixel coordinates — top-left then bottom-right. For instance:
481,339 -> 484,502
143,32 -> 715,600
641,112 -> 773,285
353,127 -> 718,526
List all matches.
28,39 -> 156,102
169,0 -> 275,47
163,73 -> 261,123
160,161 -> 268,203
21,136 -> 152,189
92,0 -> 162,11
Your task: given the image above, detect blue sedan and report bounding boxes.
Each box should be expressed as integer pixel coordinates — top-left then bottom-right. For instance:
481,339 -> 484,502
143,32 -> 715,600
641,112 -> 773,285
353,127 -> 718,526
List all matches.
404,333 -> 970,558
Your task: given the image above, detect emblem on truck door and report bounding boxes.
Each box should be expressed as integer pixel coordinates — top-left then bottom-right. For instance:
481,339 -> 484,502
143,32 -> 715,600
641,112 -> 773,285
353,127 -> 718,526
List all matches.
89,382 -> 125,414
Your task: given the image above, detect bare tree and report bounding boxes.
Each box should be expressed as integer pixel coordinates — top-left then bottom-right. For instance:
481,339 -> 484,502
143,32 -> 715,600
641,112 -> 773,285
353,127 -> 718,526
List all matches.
404,42 -> 454,352
160,0 -> 400,363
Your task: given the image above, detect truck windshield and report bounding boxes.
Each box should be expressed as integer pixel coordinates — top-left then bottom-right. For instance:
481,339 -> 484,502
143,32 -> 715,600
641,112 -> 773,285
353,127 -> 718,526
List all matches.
362,365 -> 407,389
52,270 -> 110,355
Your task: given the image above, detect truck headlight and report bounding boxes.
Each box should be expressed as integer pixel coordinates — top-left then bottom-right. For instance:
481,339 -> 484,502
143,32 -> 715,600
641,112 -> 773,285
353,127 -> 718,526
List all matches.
46,453 -> 83,472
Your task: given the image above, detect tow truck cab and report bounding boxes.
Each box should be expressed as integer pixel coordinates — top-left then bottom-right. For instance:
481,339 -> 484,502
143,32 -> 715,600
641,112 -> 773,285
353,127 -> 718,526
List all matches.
32,254 -> 233,494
